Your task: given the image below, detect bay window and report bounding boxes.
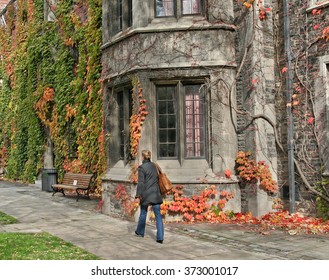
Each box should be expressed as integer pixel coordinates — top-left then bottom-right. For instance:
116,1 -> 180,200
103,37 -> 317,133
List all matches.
157,85 -> 177,157
118,0 -> 132,31
309,0 -> 329,6
184,85 -> 205,158
182,0 -> 203,15
117,88 -> 133,161
156,83 -> 206,159
155,0 -> 204,17
156,0 -> 175,17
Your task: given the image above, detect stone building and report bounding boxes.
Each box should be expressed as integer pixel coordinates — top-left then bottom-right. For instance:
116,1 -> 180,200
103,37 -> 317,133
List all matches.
1,0 -> 327,218
279,0 -> 329,214
236,0 -> 329,214
101,0 -> 279,217
289,0 -> 329,178
101,0 -> 329,218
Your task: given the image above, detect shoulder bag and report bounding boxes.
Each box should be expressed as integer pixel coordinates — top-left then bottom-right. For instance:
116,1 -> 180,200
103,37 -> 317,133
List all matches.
154,163 -> 173,195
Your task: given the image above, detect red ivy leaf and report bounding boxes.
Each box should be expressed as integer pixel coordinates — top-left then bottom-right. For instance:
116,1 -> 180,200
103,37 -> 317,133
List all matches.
307,117 -> 314,124
312,9 -> 321,15
224,169 -> 232,179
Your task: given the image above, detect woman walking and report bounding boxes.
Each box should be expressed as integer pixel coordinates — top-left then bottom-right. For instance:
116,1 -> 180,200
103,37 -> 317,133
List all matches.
135,150 -> 164,243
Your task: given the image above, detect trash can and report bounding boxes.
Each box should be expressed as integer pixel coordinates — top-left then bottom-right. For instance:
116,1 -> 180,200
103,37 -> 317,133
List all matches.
42,168 -> 58,192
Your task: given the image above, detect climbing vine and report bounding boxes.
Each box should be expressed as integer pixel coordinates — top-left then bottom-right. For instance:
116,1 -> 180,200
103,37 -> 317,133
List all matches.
235,151 -> 278,194
114,184 -> 236,223
115,184 -> 140,217
129,78 -> 149,159
0,0 -> 104,190
239,0 -> 269,20
316,178 -> 329,220
159,185 -> 235,223
113,183 -> 329,233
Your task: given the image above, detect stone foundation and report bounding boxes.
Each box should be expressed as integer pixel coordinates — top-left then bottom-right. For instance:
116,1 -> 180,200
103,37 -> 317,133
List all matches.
101,178 -> 245,222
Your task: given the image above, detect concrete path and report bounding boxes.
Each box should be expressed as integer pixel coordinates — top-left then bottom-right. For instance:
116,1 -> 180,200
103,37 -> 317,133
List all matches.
1,180 -> 329,260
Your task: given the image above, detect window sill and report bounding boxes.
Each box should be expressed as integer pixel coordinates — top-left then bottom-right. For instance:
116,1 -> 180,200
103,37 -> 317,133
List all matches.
102,159 -> 239,185
307,1 -> 329,12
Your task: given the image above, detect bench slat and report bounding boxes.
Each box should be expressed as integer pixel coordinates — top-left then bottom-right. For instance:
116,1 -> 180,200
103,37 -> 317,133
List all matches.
52,184 -> 89,190
52,173 -> 94,201
61,173 -> 93,188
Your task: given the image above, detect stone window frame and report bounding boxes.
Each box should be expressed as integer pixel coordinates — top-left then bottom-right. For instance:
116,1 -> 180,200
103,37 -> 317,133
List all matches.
308,0 -> 329,10
118,0 -> 123,30
154,0 -> 205,18
155,80 -> 208,163
117,0 -> 132,32
116,87 -> 133,164
107,79 -> 211,181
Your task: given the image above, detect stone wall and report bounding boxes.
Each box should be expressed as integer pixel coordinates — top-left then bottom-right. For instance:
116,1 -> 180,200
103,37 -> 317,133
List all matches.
235,0 -> 279,216
285,1 -> 329,189
102,26 -> 236,79
269,0 -> 329,215
101,178 -> 241,222
101,0 -> 278,218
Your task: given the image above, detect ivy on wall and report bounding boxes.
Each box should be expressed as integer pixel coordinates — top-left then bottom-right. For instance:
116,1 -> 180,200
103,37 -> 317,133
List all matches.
0,0 -> 105,191
129,77 -> 149,159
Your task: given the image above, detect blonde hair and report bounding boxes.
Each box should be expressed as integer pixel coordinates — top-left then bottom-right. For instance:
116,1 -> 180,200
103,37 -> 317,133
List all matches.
141,150 -> 151,160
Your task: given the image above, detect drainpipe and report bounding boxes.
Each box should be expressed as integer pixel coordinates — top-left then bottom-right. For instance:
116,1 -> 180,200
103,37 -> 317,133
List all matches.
283,0 -> 296,213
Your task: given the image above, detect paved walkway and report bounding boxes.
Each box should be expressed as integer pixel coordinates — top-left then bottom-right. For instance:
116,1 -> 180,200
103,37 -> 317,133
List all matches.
1,180 -> 329,260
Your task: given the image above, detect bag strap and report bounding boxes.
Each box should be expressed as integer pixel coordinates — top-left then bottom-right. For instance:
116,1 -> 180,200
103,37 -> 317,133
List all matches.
153,162 -> 162,175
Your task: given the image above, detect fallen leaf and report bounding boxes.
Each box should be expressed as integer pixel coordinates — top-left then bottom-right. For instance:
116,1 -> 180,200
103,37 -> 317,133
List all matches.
288,229 -> 298,235
261,231 -> 270,235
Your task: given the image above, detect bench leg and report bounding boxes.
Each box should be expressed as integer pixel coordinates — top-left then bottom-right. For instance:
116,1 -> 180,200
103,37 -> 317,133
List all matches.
76,188 -> 90,201
52,187 -> 65,197
76,189 -> 80,202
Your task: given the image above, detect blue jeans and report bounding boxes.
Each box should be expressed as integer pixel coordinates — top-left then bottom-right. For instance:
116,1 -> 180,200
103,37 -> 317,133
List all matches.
136,204 -> 164,241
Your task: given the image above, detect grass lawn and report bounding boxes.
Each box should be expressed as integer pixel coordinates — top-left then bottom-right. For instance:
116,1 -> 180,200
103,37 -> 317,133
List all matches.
0,232 -> 101,260
0,211 -> 100,260
0,211 -> 18,225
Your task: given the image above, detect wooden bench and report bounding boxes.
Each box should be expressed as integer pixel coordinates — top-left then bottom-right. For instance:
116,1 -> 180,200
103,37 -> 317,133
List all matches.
52,173 -> 95,201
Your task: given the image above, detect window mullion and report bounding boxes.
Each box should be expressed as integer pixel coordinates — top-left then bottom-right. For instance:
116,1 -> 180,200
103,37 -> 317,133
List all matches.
124,89 -> 132,164
118,0 -> 123,31
128,0 -> 133,27
178,82 -> 184,165
177,0 -> 182,19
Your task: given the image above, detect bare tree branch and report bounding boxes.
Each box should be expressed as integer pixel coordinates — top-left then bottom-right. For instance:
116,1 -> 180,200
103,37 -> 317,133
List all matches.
294,159 -> 329,203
